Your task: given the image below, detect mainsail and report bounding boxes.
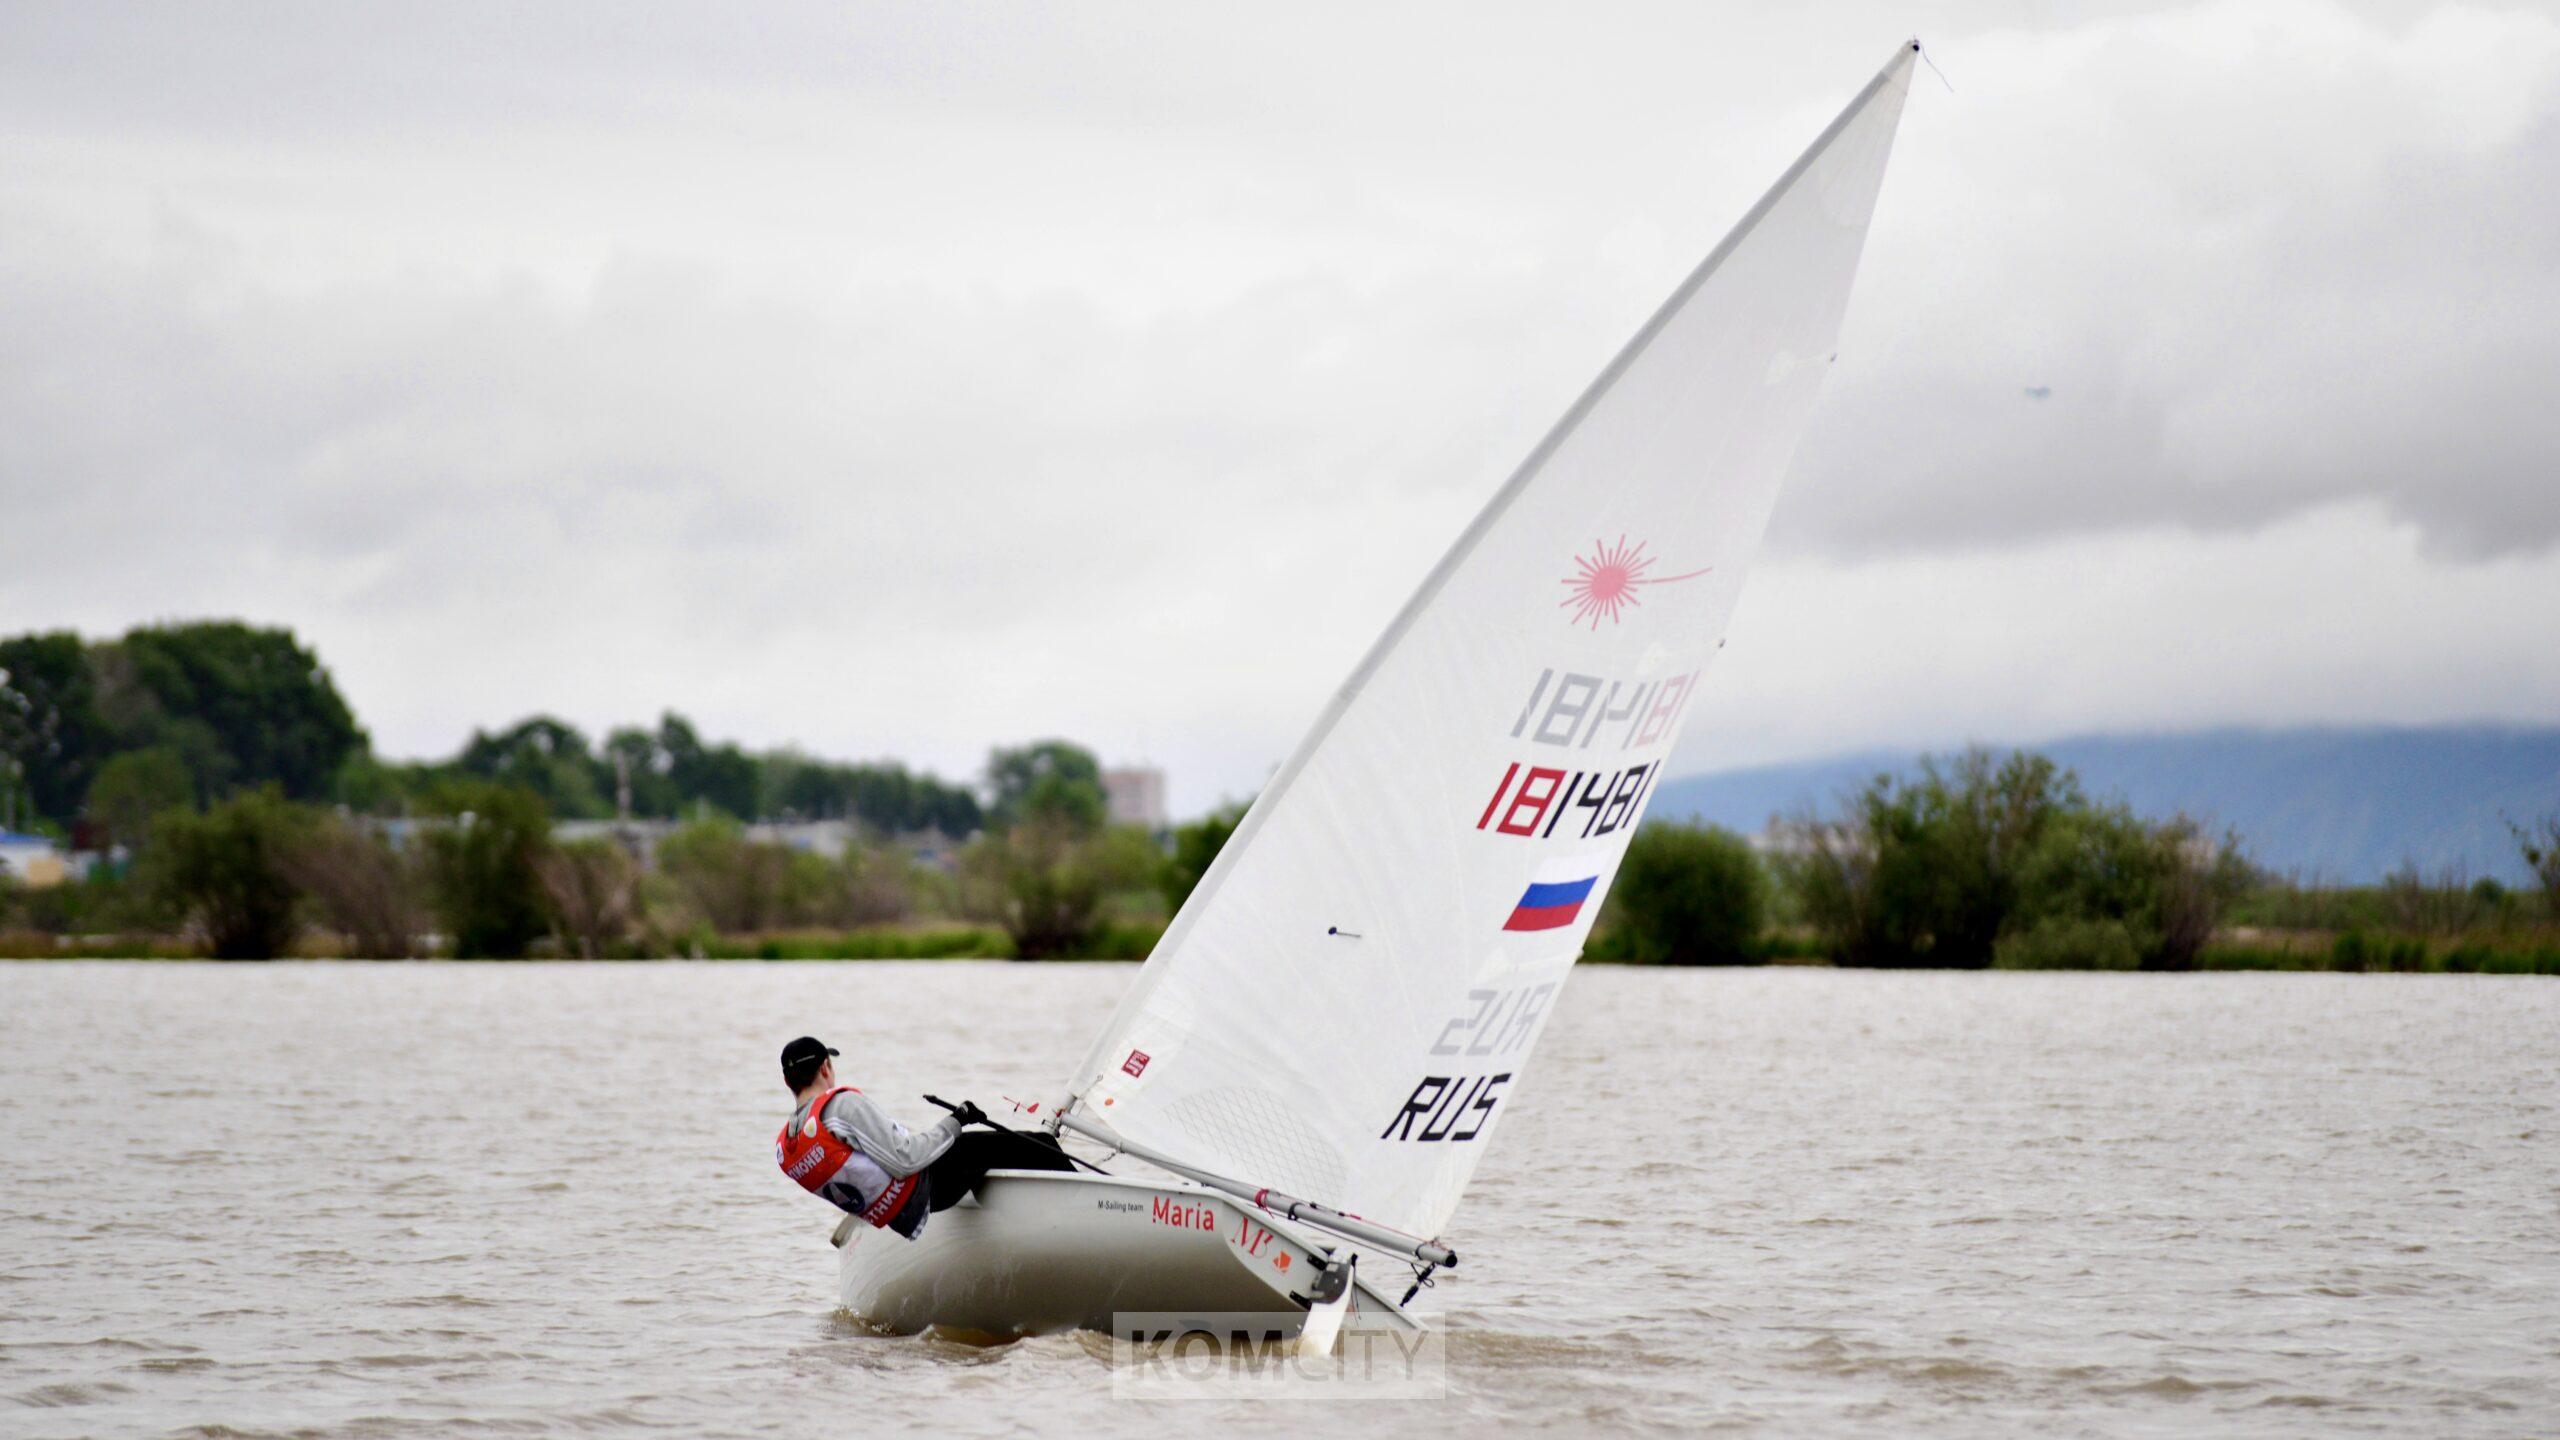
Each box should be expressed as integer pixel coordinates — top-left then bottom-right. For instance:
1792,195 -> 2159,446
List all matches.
1062,44 -> 1918,1245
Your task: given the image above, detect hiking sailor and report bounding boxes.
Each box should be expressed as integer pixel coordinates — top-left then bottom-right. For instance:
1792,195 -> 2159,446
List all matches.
774,1035 -> 1075,1237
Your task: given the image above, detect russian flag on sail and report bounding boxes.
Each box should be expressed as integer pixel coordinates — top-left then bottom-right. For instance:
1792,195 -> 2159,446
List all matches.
1503,855 -> 1605,932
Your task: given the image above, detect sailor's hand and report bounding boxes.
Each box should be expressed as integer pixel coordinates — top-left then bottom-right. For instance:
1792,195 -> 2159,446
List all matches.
953,1100 -> 990,1128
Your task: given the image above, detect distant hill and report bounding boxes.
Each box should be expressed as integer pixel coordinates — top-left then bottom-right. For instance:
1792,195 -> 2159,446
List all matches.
1648,725 -> 2560,884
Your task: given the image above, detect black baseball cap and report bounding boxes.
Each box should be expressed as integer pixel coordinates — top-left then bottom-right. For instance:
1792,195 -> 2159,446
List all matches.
780,1036 -> 838,1088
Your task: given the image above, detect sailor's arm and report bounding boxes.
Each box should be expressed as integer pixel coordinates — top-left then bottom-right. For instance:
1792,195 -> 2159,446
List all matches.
819,1090 -> 962,1177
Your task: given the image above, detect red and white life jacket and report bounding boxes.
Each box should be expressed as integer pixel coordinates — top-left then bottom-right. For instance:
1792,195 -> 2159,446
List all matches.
775,1085 -> 919,1228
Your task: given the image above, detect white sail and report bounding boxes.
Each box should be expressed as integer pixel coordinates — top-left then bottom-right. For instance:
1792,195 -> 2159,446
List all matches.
1064,44 -> 1918,1245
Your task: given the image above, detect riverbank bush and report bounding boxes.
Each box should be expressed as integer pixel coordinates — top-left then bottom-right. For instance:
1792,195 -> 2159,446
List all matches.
145,788 -> 313,959
1778,749 -> 2247,969
0,929 -> 199,960
1994,917 -> 2143,970
697,924 -> 1018,960
2457,944 -> 2560,975
289,815 -> 427,958
958,743 -> 1161,958
1593,821 -> 1764,964
660,818 -> 822,932
537,839 -> 642,959
2197,933 -> 2560,974
421,781 -> 555,959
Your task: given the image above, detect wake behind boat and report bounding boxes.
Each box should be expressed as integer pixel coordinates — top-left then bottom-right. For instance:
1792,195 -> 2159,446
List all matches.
834,40 -> 1921,1343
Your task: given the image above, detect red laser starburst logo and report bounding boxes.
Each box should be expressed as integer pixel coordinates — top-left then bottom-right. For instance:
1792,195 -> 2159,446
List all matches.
1559,536 -> 1711,628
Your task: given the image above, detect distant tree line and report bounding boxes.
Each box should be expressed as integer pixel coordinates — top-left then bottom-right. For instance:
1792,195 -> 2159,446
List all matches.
1584,748 -> 2559,973
57,778 -> 944,960
0,622 -> 979,841
0,738 -> 1157,960
346,712 -> 981,835
7,623 -> 2555,972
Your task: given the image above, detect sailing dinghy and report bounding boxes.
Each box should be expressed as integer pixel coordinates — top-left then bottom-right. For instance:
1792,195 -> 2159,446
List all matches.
838,42 -> 1919,1340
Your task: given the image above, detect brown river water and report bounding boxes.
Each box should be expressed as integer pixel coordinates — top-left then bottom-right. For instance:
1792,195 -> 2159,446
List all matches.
3,962 -> 2555,1437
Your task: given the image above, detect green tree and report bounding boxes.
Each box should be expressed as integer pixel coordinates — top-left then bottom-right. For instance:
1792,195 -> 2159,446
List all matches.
1791,749 -> 2082,967
658,713 -> 762,820
145,788 -> 314,959
962,818 -> 1156,959
1788,750 -> 2253,970
763,752 -> 982,837
0,631 -> 109,828
455,716 -> 611,819
986,741 -> 1106,831
763,750 -> 838,820
596,714 -> 760,819
421,781 -> 555,958
105,622 -> 366,802
914,777 -> 983,838
1604,821 -> 1766,964
2012,806 -> 2251,970
601,725 -> 674,817
84,746 -> 195,851
332,753 -> 443,815
1161,800 -> 1250,914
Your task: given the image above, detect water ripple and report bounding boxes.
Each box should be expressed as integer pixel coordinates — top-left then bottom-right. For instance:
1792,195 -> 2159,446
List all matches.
0,963 -> 2555,1437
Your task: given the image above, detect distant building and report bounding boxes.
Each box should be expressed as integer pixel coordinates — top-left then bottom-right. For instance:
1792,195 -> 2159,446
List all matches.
746,819 -> 856,857
552,818 -> 673,866
0,831 -> 67,889
546,817 -> 960,873
1102,766 -> 1168,831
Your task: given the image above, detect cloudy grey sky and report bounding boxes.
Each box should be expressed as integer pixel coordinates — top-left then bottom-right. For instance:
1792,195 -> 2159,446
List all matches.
5,0 -> 2557,814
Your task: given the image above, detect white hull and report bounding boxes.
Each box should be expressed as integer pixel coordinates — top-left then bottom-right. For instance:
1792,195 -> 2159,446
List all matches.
833,1170 -> 1421,1339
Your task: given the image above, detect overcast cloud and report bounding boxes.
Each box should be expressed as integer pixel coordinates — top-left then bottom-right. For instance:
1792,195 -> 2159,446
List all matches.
3,0 -> 2556,813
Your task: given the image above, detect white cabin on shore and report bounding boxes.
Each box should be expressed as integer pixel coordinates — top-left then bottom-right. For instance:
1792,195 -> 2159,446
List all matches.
0,831 -> 67,888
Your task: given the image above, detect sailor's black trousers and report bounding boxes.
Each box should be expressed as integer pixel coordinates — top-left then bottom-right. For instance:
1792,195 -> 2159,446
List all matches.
919,1129 -> 1080,1213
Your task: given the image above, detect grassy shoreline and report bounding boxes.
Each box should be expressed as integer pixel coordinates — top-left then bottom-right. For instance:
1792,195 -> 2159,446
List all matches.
9,924 -> 2555,973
